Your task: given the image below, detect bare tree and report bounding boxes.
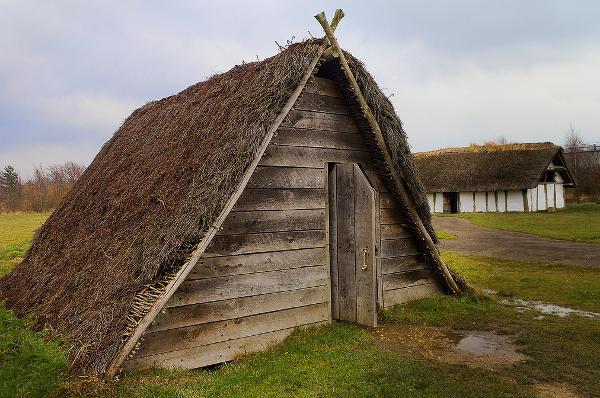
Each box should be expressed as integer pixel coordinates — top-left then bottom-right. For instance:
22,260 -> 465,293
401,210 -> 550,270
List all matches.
496,136 -> 508,145
0,162 -> 86,212
563,125 -> 600,203
564,125 -> 584,154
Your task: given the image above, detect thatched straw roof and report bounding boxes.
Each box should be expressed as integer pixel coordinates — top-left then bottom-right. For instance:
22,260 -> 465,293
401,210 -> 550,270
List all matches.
0,39 -> 434,374
414,142 -> 575,192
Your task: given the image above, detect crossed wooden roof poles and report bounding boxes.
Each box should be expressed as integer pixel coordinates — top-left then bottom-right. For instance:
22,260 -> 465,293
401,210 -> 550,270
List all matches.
315,9 -> 460,294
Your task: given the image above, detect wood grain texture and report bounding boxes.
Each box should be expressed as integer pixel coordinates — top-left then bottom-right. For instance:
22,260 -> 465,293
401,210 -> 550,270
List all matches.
235,188 -> 325,211
171,266 -> 328,306
283,110 -> 360,133
383,283 -> 441,308
219,209 -> 325,235
108,46 -> 327,376
247,166 -> 325,189
272,128 -> 364,150
380,208 -> 408,225
335,163 -> 356,322
380,223 -> 412,239
303,77 -> 341,97
381,255 -> 432,275
327,165 -> 339,320
123,322 -> 328,370
382,268 -> 437,291
353,164 -> 377,326
203,230 -> 325,257
135,303 -> 329,358
191,247 -> 325,279
260,145 -> 370,168
293,92 -> 350,115
155,285 -> 329,331
380,238 -> 420,258
380,193 -> 399,209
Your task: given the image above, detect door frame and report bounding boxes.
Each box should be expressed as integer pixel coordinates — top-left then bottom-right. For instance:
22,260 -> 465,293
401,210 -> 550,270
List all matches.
327,162 -> 380,327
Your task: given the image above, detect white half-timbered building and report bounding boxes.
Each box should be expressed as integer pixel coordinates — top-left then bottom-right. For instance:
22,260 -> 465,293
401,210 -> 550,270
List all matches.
414,143 -> 576,213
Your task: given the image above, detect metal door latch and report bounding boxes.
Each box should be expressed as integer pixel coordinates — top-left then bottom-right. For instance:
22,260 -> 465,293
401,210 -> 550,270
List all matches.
361,248 -> 369,270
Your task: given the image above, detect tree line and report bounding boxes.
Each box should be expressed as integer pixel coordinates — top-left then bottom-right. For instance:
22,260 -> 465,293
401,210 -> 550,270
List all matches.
0,162 -> 86,212
564,127 -> 600,203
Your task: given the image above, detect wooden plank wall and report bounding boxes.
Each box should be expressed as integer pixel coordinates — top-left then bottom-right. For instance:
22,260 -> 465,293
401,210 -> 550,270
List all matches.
379,192 -> 441,307
124,77 -> 439,370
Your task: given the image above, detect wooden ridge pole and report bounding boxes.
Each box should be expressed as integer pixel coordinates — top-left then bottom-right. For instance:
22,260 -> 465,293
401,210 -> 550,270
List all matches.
315,10 -> 460,294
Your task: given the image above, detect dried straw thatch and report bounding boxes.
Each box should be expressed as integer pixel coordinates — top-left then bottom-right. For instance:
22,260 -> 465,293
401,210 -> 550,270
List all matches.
414,142 -> 575,192
0,39 -> 434,374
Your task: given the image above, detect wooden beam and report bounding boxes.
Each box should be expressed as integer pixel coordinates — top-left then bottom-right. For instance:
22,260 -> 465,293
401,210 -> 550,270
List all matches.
105,39 -> 331,378
314,10 -> 460,294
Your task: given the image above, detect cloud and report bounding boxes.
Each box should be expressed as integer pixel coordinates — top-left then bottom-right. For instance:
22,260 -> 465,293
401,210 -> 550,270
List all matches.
1,1 -> 599,177
40,94 -> 140,133
0,143 -> 98,178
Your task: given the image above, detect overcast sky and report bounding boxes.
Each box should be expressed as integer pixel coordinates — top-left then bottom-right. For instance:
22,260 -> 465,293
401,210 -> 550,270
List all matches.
1,1 -> 599,177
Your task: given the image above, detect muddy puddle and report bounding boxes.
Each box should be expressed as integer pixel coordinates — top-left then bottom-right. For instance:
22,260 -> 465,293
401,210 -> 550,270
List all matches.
500,298 -> 600,319
372,325 -> 527,369
481,289 -> 600,319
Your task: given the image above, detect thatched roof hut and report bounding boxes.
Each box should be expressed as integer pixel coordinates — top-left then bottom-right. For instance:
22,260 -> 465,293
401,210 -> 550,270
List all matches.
1,38 -> 453,374
415,143 -> 576,213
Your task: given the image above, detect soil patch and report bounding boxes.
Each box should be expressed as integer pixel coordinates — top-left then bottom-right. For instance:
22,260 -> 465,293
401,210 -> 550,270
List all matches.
372,324 -> 527,370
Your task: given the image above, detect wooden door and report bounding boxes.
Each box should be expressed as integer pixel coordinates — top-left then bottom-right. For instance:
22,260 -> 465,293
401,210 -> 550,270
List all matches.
329,163 -> 378,327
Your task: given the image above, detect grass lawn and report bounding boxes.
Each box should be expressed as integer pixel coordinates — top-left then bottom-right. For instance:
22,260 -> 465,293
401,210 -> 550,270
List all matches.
442,251 -> 600,312
435,229 -> 456,240
1,212 -> 599,397
440,203 -> 600,243
0,211 -> 51,276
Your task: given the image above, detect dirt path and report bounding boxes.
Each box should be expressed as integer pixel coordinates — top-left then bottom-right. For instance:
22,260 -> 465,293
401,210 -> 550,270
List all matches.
434,217 -> 600,267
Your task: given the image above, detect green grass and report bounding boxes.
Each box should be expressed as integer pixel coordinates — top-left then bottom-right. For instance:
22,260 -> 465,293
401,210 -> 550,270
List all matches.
0,304 -> 68,398
381,295 -> 600,397
0,211 -> 51,276
442,203 -> 600,243
435,229 -> 456,240
1,212 -> 599,397
442,251 -> 600,312
58,323 -> 532,398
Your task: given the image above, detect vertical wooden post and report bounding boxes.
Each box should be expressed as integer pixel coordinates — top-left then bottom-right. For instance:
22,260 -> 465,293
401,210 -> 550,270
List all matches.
314,10 -> 460,294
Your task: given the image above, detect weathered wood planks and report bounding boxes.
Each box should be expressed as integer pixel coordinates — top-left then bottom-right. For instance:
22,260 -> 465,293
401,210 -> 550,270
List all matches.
203,230 -> 325,257
192,248 -> 326,279
380,208 -> 408,224
303,77 -> 341,97
383,283 -> 441,308
380,238 -> 420,258
353,164 -> 378,326
125,75 -> 443,372
272,128 -> 364,150
382,268 -> 437,291
284,110 -> 360,133
219,209 -> 325,235
293,92 -> 350,115
154,286 -> 329,332
335,163 -> 356,322
124,322 -> 328,370
260,145 -> 370,168
235,188 -> 325,211
380,223 -> 412,239
137,303 -> 329,358
248,166 -> 325,189
171,266 -> 328,307
381,255 -> 430,275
